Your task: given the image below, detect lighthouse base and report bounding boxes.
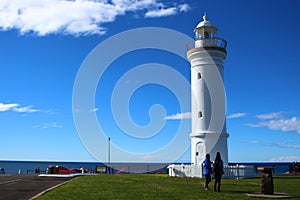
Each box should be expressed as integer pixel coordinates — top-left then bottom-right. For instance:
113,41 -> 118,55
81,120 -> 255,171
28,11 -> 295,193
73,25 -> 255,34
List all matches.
191,132 -> 229,166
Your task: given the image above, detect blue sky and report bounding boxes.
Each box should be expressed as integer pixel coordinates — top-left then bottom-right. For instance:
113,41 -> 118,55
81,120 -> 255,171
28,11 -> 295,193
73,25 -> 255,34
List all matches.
0,0 -> 299,163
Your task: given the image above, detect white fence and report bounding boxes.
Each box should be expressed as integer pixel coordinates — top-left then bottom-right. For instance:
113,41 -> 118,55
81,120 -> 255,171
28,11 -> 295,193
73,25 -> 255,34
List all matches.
168,164 -> 255,179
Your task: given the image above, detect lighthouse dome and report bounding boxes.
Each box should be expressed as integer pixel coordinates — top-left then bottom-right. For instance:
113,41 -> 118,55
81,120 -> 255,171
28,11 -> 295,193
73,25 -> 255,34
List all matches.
195,13 -> 217,29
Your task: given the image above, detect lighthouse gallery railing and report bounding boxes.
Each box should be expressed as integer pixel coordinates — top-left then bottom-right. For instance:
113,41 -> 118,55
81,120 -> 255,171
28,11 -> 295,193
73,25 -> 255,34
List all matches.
186,37 -> 227,50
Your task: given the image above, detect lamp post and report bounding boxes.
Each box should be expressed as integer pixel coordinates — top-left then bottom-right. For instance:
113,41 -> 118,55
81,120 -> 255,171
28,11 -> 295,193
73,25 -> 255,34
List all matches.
108,137 -> 111,174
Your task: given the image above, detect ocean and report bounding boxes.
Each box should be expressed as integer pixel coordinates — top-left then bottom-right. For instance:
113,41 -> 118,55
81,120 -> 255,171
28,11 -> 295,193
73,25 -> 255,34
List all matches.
230,162 -> 293,174
0,160 -> 169,174
0,160 -> 104,174
0,160 -> 294,175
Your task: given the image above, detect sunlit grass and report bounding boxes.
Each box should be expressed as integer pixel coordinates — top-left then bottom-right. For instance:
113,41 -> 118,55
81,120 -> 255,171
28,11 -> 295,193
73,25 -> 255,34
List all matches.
36,174 -> 300,200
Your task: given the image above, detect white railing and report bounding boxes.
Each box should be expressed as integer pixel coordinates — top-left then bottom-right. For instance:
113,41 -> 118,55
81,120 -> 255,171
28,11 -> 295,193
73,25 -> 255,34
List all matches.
168,164 -> 202,178
168,164 -> 255,179
223,164 -> 255,179
186,38 -> 227,50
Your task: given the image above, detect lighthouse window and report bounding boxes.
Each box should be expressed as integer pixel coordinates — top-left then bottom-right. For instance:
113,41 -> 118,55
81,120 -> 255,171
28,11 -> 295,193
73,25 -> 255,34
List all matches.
198,111 -> 203,118
204,31 -> 209,39
197,73 -> 201,79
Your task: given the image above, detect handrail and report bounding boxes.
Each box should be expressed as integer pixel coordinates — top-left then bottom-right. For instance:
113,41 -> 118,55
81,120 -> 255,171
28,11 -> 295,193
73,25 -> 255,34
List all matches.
187,37 -> 227,50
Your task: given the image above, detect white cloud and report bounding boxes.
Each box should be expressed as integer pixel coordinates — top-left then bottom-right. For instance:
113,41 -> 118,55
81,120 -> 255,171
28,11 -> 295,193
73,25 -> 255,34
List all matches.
248,140 -> 300,149
247,140 -> 259,144
145,3 -> 189,18
272,142 -> 300,149
50,122 -> 63,128
111,0 -> 155,11
34,122 -> 63,129
145,7 -> 177,18
12,106 -> 40,113
0,0 -> 190,36
256,112 -> 284,120
179,3 -> 190,12
44,109 -> 57,115
269,156 -> 299,162
73,108 -> 80,114
89,108 -> 99,113
0,102 -> 40,113
227,112 -> 247,119
165,112 -> 191,120
0,103 -> 18,112
247,115 -> 300,134
142,154 -> 153,160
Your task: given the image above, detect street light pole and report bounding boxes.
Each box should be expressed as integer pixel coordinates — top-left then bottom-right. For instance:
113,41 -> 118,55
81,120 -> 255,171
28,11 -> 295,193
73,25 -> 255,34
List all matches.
108,137 -> 110,174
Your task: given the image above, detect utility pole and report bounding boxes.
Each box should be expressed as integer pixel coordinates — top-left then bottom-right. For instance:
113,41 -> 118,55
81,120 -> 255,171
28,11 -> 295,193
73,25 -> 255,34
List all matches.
108,137 -> 111,174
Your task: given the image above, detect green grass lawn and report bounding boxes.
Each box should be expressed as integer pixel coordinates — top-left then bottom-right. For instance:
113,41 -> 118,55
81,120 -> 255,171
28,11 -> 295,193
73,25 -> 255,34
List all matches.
36,174 -> 300,200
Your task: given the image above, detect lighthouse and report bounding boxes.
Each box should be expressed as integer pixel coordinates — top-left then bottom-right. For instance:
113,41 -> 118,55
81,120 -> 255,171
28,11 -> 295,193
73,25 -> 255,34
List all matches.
187,13 -> 229,166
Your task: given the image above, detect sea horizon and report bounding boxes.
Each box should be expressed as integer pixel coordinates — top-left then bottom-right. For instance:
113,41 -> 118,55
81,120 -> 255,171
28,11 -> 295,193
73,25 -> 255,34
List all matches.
0,160 -> 295,175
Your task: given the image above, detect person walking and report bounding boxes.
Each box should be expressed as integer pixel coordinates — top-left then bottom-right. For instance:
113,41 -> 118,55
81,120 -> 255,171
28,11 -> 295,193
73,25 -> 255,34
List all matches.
202,154 -> 212,191
213,152 -> 224,192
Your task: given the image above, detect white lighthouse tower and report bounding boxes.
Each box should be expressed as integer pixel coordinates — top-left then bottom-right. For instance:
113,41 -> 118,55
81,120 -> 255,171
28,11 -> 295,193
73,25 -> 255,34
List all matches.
187,13 -> 229,166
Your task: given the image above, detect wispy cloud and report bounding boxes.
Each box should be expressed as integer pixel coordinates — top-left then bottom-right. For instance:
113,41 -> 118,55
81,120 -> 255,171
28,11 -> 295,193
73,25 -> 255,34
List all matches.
247,140 -> 259,144
142,154 -> 153,160
145,3 -> 190,18
266,142 -> 300,149
179,3 -> 190,12
247,111 -> 300,134
165,112 -> 191,120
269,156 -> 299,162
243,139 -> 299,162
12,106 -> 40,113
0,102 -> 40,113
0,103 -> 18,112
247,141 -> 300,149
145,7 -> 177,18
0,0 -> 190,36
89,108 -> 99,113
256,112 -> 285,120
248,117 -> 300,133
44,109 -> 58,115
33,122 -> 63,129
227,112 -> 247,119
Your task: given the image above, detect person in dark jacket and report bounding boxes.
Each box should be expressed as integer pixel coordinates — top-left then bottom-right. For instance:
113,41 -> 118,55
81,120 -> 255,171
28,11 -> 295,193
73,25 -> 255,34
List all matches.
213,152 -> 224,192
202,154 -> 212,191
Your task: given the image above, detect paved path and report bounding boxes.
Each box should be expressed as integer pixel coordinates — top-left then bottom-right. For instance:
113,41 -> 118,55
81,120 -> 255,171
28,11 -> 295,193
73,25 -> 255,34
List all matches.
0,174 -> 72,200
